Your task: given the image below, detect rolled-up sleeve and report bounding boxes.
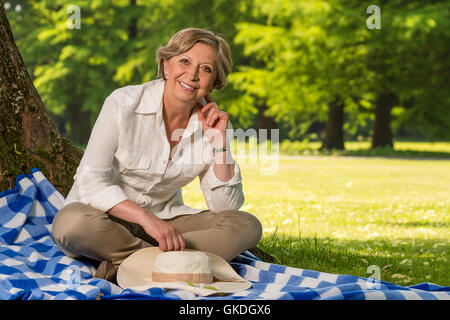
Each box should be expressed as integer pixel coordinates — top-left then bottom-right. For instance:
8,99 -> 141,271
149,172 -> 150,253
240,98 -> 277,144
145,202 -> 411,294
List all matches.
73,93 -> 128,212
199,156 -> 245,212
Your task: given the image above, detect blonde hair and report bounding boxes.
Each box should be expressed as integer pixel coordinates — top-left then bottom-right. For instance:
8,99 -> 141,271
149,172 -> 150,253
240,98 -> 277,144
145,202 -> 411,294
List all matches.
156,28 -> 232,90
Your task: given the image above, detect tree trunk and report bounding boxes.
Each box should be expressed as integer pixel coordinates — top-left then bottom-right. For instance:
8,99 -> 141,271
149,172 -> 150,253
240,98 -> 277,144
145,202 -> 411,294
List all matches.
67,101 -> 91,146
128,0 -> 137,40
321,95 -> 345,150
257,102 -> 277,142
371,92 -> 397,148
0,4 -> 82,196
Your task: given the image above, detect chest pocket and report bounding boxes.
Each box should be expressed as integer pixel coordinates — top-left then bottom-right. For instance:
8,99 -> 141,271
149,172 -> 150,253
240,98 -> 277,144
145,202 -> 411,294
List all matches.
115,147 -> 156,190
116,147 -> 152,170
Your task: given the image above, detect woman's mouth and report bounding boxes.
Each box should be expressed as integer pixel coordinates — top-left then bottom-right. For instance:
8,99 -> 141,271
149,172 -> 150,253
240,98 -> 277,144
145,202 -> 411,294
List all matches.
178,81 -> 197,92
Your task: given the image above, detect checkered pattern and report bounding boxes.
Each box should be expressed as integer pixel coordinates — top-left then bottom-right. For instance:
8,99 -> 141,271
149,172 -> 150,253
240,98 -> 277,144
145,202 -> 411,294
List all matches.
0,169 -> 449,300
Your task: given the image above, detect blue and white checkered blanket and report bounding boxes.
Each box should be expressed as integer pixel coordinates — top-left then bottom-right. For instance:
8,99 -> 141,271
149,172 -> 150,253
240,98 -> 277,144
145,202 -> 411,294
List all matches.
0,169 -> 449,300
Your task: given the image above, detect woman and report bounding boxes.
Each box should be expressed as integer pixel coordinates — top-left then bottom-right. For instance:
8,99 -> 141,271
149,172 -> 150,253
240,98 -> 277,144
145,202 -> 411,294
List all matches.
51,28 -> 262,280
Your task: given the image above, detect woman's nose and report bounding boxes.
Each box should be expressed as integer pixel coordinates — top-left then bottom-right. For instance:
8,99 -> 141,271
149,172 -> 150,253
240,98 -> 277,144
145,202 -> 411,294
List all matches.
187,66 -> 199,80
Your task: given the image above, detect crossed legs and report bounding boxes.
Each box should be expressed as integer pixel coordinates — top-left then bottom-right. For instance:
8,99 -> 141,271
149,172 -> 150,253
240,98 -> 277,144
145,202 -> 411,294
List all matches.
52,202 -> 262,263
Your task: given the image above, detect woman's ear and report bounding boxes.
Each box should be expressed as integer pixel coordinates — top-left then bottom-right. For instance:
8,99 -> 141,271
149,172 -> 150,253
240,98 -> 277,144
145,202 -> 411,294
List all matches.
161,59 -> 168,79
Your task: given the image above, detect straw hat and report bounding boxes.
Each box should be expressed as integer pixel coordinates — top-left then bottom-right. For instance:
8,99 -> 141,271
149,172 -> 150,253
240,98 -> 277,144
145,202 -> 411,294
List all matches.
116,248 -> 252,296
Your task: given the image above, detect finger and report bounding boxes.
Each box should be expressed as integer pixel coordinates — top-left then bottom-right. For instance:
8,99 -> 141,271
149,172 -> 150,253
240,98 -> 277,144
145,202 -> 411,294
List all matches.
172,232 -> 182,251
199,104 -> 213,124
205,107 -> 217,122
158,236 -> 168,252
197,103 -> 206,121
200,102 -> 216,117
178,233 -> 185,251
207,111 -> 220,127
200,105 -> 219,129
165,231 -> 175,251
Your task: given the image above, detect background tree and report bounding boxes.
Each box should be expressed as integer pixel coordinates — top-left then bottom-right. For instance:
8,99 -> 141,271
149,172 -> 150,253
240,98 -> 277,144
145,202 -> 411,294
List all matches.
229,0 -> 368,149
230,0 -> 450,148
4,0 -> 449,155
350,0 -> 450,147
7,0 -> 144,146
8,0 -> 257,145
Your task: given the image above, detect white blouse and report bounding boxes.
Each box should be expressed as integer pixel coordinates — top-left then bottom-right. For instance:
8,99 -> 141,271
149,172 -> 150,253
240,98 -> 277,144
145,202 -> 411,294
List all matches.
64,79 -> 244,219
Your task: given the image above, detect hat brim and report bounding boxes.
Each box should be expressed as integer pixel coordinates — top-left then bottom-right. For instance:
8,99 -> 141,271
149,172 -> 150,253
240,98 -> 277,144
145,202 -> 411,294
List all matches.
116,248 -> 252,296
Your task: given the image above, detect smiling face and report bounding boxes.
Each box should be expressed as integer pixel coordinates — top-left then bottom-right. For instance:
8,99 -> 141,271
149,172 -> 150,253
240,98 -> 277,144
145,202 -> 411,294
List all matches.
163,42 -> 218,106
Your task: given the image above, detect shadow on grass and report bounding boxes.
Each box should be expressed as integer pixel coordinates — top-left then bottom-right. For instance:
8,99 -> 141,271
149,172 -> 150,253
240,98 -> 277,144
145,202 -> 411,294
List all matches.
257,234 -> 449,287
339,149 -> 450,159
313,146 -> 450,159
383,221 -> 449,228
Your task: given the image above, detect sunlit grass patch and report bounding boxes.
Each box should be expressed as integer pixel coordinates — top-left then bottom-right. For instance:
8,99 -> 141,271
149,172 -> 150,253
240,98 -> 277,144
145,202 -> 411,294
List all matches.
182,147 -> 450,286
231,139 -> 450,158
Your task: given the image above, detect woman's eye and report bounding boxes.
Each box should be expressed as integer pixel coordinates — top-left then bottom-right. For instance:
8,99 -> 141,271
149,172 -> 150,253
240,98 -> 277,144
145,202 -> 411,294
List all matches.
180,59 -> 189,64
203,66 -> 212,73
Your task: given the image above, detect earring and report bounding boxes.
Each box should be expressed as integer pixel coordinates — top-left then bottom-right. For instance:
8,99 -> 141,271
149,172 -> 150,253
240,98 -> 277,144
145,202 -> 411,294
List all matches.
164,72 -> 168,78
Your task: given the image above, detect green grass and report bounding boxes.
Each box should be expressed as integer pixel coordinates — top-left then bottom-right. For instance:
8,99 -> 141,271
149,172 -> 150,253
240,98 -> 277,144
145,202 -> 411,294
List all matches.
277,140 -> 450,158
182,142 -> 450,287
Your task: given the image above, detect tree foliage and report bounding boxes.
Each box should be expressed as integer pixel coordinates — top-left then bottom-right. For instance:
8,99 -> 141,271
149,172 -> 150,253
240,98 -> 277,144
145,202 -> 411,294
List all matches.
229,0 -> 449,141
5,0 -> 449,146
230,0 -> 370,140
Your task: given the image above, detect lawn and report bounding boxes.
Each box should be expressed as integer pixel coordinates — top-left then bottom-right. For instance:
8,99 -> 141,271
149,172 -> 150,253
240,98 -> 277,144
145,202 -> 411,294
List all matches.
182,141 -> 450,287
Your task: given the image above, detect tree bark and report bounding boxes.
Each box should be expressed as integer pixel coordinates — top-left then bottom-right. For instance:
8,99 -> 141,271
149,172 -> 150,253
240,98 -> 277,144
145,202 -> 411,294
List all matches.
128,0 -> 137,40
257,101 -> 278,142
321,95 -> 345,150
371,92 -> 397,148
67,100 -> 91,146
0,4 -> 82,196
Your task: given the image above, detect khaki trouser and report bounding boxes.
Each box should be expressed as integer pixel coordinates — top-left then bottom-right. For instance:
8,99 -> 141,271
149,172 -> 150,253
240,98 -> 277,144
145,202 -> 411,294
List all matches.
51,202 -> 262,263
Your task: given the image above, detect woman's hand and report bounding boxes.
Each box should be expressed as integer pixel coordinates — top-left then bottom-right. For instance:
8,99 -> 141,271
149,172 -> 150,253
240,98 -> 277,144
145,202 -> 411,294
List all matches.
139,210 -> 185,252
109,200 -> 185,252
197,95 -> 229,148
